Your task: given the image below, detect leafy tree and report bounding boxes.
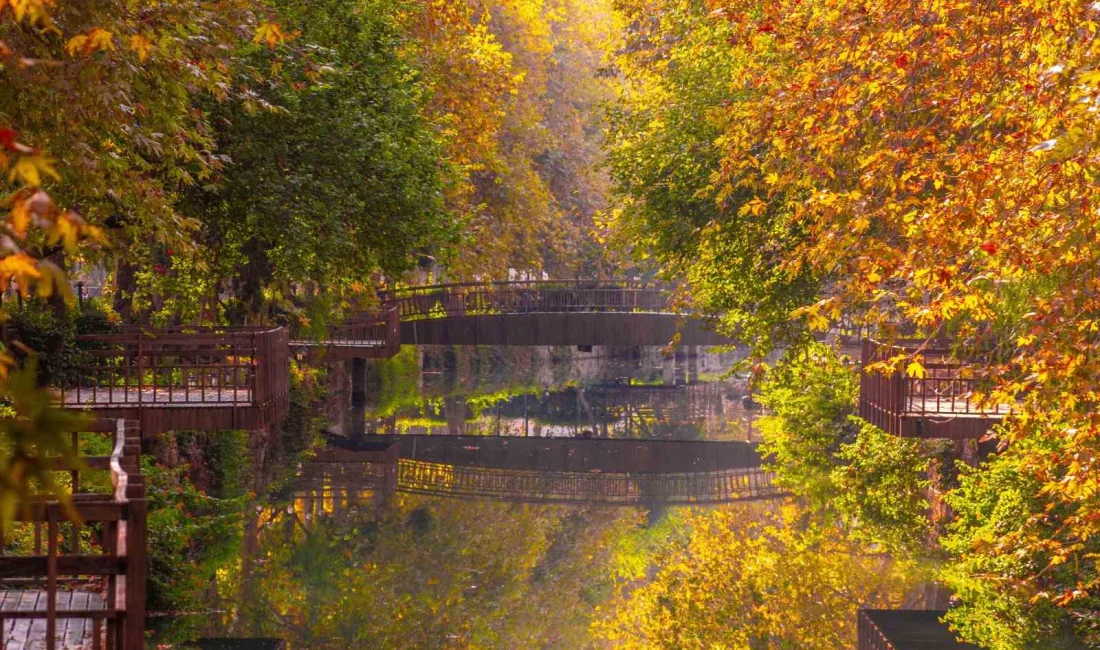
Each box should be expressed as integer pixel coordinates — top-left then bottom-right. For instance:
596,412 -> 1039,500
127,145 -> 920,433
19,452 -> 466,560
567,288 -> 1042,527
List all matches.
604,0 -> 1100,639
833,421 -> 932,556
941,429 -> 1098,649
604,0 -> 819,354
757,345 -> 860,503
758,343 -> 932,555
186,0 -> 457,323
406,0 -> 618,279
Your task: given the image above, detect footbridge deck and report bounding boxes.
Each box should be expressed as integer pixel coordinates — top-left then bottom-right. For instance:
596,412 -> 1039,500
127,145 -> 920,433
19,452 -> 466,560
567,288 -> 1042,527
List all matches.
293,280 -> 732,357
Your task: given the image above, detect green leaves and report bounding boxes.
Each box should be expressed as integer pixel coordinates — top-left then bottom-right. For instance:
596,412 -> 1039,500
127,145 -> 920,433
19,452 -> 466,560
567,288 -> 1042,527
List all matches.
757,343 -> 933,556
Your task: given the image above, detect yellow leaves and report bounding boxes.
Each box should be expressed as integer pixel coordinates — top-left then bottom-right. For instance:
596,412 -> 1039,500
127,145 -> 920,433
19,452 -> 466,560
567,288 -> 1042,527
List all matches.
0,254 -> 40,284
738,197 -> 767,217
30,260 -> 73,302
129,35 -> 153,62
254,22 -> 291,49
905,359 -> 927,379
65,28 -> 115,57
4,0 -> 54,26
7,155 -> 58,187
790,303 -> 829,331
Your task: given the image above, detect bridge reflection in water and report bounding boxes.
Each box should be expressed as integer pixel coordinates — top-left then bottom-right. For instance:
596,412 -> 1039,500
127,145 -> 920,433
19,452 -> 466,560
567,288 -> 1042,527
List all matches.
293,437 -> 785,508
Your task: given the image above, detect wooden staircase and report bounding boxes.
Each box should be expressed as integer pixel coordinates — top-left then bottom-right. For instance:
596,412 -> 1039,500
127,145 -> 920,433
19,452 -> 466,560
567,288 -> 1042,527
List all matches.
0,419 -> 147,650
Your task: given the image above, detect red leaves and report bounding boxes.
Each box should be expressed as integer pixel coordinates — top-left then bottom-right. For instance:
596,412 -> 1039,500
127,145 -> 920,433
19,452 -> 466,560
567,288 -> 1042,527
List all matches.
980,241 -> 998,255
0,128 -> 37,155
0,128 -> 17,151
757,23 -> 775,34
894,53 -> 909,69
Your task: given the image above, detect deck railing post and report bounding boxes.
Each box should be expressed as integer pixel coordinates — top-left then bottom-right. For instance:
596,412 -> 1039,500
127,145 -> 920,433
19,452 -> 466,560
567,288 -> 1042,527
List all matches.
46,507 -> 57,650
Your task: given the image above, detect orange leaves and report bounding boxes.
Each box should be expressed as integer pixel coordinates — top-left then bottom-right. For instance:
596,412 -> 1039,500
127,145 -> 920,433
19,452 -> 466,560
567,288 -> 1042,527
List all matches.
64,28 -> 114,56
2,0 -> 54,27
0,126 -> 102,307
254,22 -> 291,49
128,35 -> 153,62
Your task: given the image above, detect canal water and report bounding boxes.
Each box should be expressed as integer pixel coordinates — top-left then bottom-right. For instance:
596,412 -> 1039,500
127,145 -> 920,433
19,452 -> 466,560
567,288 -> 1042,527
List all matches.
147,345 -> 929,649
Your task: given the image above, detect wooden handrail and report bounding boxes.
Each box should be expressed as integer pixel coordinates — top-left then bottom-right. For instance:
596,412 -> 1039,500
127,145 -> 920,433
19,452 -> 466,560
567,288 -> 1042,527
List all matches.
110,419 -> 129,504
382,278 -> 674,296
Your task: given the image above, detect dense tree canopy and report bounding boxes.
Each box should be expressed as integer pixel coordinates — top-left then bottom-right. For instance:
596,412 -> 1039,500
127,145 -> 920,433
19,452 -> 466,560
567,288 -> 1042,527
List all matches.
185,0 -> 456,323
603,0 -> 1100,645
605,0 -> 820,354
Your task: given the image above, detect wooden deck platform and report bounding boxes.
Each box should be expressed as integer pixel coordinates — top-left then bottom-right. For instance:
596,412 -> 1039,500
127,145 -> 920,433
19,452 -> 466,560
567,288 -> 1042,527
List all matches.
858,610 -> 979,649
859,339 -> 1009,439
59,327 -> 290,434
0,591 -> 106,650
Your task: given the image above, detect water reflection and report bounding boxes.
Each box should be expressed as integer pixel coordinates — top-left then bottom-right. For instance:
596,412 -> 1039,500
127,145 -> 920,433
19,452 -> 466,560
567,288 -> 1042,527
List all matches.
150,346 -> 923,649
332,346 -> 760,441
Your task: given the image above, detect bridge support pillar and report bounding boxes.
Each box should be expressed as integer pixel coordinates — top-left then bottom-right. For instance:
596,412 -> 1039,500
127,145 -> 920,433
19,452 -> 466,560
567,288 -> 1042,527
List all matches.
349,358 -> 367,438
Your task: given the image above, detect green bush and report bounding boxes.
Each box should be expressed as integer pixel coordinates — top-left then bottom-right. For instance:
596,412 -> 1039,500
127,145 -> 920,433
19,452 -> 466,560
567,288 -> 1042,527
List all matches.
143,455 -> 245,613
758,342 -> 934,555
3,299 -> 119,386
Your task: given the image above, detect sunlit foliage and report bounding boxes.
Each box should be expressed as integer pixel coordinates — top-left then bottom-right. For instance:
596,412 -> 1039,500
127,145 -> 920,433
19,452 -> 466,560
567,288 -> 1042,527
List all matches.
593,503 -> 924,649
605,0 -> 1100,643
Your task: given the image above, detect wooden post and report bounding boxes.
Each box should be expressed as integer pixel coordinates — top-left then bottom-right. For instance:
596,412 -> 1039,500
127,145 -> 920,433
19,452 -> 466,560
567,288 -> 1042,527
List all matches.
46,508 -> 57,650
124,494 -> 147,650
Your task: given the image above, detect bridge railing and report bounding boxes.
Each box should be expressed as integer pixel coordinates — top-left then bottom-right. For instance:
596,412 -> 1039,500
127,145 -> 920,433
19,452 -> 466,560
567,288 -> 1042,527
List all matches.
859,339 -> 1008,438
395,460 -> 782,505
382,280 -> 677,321
316,306 -> 400,352
298,444 -> 400,494
0,419 -> 146,650
58,326 -> 289,412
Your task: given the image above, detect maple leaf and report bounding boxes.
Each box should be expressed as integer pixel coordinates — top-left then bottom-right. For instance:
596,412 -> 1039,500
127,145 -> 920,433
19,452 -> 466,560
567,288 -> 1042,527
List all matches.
129,35 -> 153,62
7,155 -> 59,187
0,129 -> 17,151
253,23 -> 289,49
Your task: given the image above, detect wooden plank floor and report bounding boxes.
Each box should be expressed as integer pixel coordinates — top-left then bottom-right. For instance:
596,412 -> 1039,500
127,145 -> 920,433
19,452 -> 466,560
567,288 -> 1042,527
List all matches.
0,591 -> 105,650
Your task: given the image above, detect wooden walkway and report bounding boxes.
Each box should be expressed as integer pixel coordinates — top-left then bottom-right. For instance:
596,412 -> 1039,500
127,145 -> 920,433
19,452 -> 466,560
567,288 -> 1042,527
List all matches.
0,419 -> 147,650
58,327 -> 290,435
0,592 -> 105,650
859,339 -> 1009,439
296,280 -> 732,356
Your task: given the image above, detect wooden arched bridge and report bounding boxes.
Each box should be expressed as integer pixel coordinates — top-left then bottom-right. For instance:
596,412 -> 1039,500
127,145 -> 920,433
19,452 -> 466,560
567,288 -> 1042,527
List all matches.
294,280 -> 732,359
292,436 -> 784,507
